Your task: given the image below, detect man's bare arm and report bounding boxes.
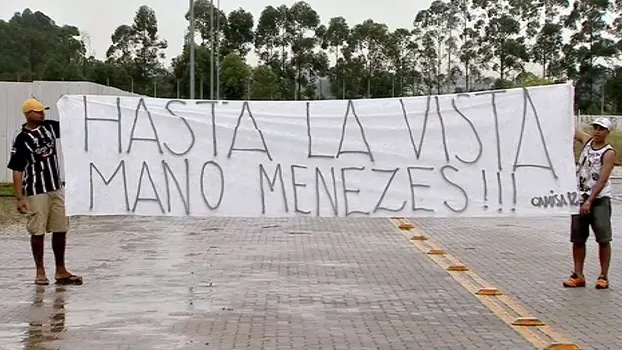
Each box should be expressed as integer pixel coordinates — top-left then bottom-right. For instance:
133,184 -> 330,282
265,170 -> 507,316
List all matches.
12,171 -> 24,201
587,150 -> 616,203
575,128 -> 591,144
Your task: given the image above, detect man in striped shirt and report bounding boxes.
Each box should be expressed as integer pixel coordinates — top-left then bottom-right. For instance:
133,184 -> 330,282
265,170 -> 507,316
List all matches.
7,98 -> 83,286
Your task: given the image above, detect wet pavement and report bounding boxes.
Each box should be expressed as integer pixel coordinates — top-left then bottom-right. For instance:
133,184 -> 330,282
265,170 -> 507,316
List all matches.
0,183 -> 621,349
413,182 -> 622,350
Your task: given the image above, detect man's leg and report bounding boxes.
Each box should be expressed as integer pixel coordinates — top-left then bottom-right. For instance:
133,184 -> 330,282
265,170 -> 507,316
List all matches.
25,194 -> 50,285
598,243 -> 611,278
564,214 -> 589,287
573,243 -> 587,276
31,235 -> 46,283
52,232 -> 68,275
592,198 -> 612,289
48,189 -> 82,285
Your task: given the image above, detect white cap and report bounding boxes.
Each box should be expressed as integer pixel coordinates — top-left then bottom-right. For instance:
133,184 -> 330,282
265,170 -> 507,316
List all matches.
592,117 -> 612,130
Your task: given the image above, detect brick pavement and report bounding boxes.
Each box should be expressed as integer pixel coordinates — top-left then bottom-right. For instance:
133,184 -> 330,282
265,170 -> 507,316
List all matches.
411,180 -> 622,350
0,217 -> 532,350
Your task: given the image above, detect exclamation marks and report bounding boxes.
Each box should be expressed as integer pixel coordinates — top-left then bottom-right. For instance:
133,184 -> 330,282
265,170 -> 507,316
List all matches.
481,170 -> 517,212
512,173 -> 516,212
497,172 -> 503,213
482,170 -> 488,210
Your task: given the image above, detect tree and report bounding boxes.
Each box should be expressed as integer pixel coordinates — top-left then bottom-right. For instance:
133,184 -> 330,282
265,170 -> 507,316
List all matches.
451,0 -> 486,91
2,4 -> 622,111
0,9 -> 86,81
287,1 -> 324,99
564,0 -> 619,113
605,67 -> 622,113
345,19 -> 389,97
220,53 -> 251,99
255,5 -> 293,99
318,16 -> 350,99
531,0 -> 569,79
223,8 -> 255,57
250,65 -> 280,99
474,0 -> 529,86
172,44 -> 214,98
414,0 -> 460,93
384,28 -> 417,96
106,5 -> 168,94
188,0 -> 227,47
413,22 -> 439,94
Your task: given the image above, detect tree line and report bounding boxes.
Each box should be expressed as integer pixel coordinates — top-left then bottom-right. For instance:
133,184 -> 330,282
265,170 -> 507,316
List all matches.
0,0 -> 621,114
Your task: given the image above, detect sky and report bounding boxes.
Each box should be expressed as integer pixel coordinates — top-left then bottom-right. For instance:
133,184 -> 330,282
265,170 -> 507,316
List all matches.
2,0 -> 434,68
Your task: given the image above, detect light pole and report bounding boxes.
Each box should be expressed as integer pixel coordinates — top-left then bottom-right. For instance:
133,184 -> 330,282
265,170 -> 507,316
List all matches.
189,0 -> 195,99
389,69 -> 395,97
216,0 -> 221,100
210,0 -> 214,100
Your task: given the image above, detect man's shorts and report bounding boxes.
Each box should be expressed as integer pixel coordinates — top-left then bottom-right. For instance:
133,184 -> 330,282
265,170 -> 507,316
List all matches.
25,188 -> 68,235
571,197 -> 612,244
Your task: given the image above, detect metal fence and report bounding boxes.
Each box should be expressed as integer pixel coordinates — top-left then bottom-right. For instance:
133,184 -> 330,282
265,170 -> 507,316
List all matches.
0,81 -> 137,182
578,115 -> 622,131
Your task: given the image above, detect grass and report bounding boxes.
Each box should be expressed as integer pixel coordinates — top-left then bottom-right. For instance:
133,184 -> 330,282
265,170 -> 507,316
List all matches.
0,183 -> 14,197
0,183 -> 24,229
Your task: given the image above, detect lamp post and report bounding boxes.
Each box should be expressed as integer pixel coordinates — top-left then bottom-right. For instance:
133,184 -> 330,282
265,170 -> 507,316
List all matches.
389,69 -> 395,97
210,0 -> 214,100
216,0 -> 221,100
189,0 -> 195,99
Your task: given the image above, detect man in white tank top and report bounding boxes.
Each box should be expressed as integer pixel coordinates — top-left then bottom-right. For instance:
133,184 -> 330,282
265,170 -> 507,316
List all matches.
564,117 -> 616,289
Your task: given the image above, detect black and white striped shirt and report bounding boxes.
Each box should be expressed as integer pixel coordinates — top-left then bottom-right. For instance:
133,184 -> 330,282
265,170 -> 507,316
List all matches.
7,120 -> 62,197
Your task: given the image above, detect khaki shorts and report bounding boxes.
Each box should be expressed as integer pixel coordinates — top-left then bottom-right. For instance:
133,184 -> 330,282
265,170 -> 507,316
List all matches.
25,188 -> 69,235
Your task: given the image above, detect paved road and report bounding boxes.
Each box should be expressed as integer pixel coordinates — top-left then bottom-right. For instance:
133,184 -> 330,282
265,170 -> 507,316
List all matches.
413,181 -> 622,350
0,183 -> 621,349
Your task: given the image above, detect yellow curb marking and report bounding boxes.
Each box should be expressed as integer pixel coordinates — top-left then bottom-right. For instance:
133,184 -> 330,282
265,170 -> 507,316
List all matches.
476,288 -> 503,296
513,317 -> 546,327
389,218 -> 581,350
447,264 -> 469,271
545,343 -> 581,350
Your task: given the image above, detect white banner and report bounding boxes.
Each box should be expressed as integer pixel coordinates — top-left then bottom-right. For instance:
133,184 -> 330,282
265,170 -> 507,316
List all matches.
57,84 -> 579,217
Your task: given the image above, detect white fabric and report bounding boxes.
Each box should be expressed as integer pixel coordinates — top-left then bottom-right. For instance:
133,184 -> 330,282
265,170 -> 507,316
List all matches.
57,83 -> 579,217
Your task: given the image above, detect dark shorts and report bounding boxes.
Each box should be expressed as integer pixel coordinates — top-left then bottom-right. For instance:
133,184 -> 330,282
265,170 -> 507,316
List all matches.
571,197 -> 613,244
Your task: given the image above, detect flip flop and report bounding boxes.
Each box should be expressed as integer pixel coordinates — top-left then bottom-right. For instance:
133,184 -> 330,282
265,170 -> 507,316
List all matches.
34,278 -> 49,286
55,275 -> 83,285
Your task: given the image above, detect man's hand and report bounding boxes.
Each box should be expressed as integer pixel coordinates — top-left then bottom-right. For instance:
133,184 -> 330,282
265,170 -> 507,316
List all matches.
575,128 -> 591,144
580,200 -> 591,215
16,198 -> 29,214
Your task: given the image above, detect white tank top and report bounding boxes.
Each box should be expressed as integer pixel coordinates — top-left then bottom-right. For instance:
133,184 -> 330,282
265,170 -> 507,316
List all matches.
576,139 -> 615,200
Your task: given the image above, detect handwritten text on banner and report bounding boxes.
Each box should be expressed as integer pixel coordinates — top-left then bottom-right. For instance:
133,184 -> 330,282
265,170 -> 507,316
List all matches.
57,84 -> 578,217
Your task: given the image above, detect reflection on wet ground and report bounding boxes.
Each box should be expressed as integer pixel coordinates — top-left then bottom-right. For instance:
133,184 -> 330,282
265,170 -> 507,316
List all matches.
21,286 -> 66,350
2,181 -> 622,349
0,217 -> 534,349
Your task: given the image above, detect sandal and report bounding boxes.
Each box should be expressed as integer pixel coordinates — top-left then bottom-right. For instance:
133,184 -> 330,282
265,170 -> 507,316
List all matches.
55,274 -> 83,285
562,272 -> 585,288
595,276 -> 609,289
34,278 -> 49,286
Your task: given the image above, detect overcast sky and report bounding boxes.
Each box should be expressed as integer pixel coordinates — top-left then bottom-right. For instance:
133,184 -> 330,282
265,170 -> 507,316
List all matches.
2,0 -> 433,67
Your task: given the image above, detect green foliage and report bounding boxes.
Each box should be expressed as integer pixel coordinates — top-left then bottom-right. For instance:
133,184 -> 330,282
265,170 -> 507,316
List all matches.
0,1 -> 621,109
249,65 -> 279,99
0,9 -> 85,81
220,53 -> 251,99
